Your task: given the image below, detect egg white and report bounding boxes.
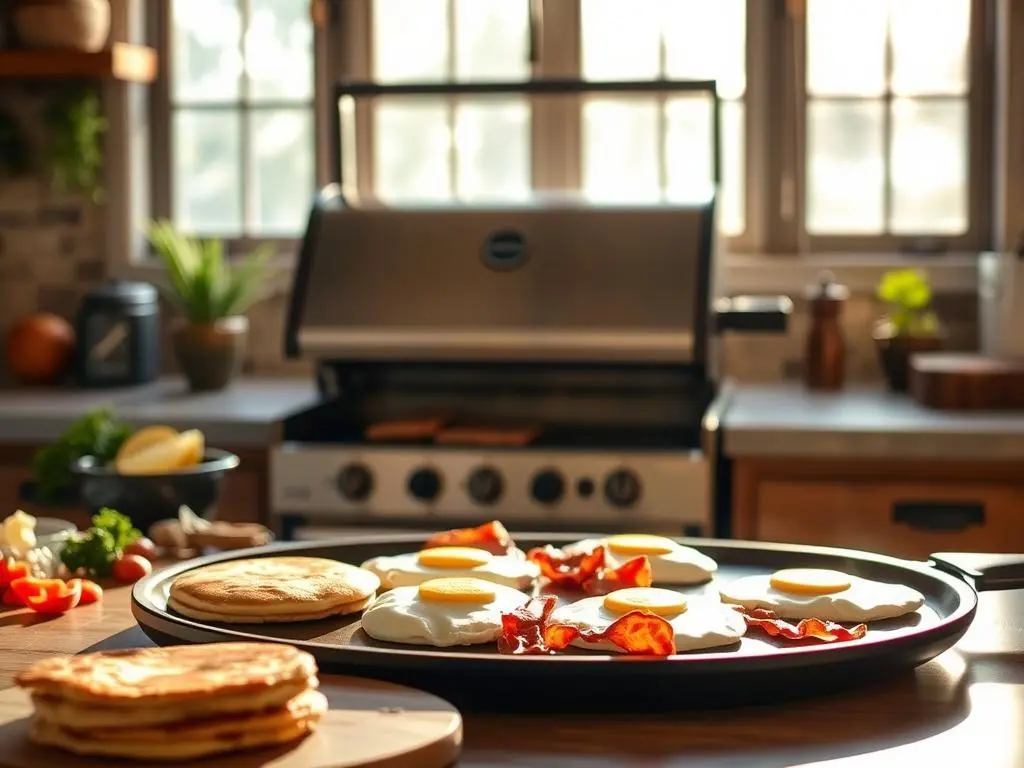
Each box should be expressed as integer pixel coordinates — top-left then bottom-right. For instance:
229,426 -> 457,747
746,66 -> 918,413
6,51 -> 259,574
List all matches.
361,551 -> 539,590
567,537 -> 717,585
550,594 -> 746,653
718,573 -> 925,622
359,583 -> 530,647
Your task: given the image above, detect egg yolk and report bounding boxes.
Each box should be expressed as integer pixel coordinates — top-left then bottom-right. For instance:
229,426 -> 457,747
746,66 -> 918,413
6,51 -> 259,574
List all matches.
418,577 -> 497,604
606,534 -> 676,557
603,587 -> 687,617
417,546 -> 493,569
769,568 -> 852,596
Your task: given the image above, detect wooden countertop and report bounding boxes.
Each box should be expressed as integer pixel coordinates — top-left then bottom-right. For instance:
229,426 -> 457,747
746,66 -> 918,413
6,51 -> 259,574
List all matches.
1,584 -> 1022,767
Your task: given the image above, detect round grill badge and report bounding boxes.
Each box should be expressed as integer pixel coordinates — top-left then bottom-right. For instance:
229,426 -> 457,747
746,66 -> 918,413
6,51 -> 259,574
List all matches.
481,229 -> 528,271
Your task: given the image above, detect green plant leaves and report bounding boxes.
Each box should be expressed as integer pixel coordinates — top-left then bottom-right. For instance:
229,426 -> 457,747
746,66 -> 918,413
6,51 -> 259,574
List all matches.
876,268 -> 939,337
145,220 -> 274,324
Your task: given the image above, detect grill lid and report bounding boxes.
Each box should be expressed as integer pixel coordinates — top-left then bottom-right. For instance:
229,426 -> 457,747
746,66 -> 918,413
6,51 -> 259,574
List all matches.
285,188 -> 715,364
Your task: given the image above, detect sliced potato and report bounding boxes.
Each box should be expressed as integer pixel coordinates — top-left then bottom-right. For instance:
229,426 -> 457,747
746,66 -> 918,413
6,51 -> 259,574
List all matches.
115,425 -> 179,466
116,429 -> 206,475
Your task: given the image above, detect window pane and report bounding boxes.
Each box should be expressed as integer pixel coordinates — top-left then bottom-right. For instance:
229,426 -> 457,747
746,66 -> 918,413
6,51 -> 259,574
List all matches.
806,101 -> 885,234
663,0 -> 746,100
807,0 -> 887,97
173,111 -> 243,234
172,0 -> 242,103
374,100 -> 452,201
373,0 -> 449,82
891,0 -> 970,96
890,99 -> 968,234
454,99 -> 530,201
250,110 -> 315,234
581,0 -> 662,80
582,99 -> 660,201
247,0 -> 314,101
454,0 -> 529,80
662,100 -> 744,236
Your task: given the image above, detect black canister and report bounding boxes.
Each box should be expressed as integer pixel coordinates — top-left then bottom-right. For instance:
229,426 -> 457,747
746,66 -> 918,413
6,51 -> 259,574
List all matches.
74,280 -> 161,388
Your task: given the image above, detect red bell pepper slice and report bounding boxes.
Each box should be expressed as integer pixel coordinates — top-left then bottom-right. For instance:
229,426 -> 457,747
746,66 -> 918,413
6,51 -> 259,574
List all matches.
66,578 -> 103,605
2,587 -> 22,606
0,559 -> 30,589
9,577 -> 81,614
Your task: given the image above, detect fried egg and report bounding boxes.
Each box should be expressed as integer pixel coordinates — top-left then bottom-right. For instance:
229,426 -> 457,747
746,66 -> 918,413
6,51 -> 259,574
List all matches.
718,568 -> 925,622
566,534 -> 717,584
550,587 -> 746,653
361,546 -> 539,590
360,576 -> 530,647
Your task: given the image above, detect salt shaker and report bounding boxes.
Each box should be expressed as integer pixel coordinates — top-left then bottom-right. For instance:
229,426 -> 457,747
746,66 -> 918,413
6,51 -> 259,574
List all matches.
804,272 -> 849,390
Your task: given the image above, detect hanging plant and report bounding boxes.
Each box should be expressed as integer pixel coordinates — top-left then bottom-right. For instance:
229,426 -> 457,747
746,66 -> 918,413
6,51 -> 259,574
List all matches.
44,85 -> 106,203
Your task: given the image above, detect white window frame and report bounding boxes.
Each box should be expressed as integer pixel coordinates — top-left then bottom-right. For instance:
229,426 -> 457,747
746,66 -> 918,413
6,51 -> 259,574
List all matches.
107,0 -> 1024,296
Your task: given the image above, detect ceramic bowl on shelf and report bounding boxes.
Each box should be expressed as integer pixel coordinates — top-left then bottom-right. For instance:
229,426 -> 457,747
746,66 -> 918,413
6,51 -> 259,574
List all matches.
69,448 -> 240,535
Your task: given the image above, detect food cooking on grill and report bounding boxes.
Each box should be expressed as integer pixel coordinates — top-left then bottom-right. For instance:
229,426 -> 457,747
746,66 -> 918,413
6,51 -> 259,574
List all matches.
527,543 -> 653,594
15,643 -> 325,761
559,533 -> 718,584
360,576 -> 531,647
718,567 -> 925,622
422,519 -> 524,557
168,556 -> 380,623
361,545 -> 540,590
549,588 -> 747,653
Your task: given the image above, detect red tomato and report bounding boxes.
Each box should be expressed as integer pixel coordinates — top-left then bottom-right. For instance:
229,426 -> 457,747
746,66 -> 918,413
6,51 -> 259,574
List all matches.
67,578 -> 103,605
124,537 -> 159,562
112,554 -> 152,584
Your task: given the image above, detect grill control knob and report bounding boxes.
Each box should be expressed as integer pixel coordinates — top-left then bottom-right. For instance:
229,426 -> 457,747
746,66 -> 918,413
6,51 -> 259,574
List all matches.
336,463 -> 373,502
467,466 -> 504,506
530,469 -> 565,506
408,467 -> 443,502
604,469 -> 642,509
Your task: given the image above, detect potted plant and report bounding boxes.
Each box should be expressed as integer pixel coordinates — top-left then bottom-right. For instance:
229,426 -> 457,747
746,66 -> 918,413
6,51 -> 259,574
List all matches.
873,268 -> 943,392
147,220 -> 274,392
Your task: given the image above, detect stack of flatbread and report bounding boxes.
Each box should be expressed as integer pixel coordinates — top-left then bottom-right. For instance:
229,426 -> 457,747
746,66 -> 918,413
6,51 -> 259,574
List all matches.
16,642 -> 326,761
168,556 -> 381,623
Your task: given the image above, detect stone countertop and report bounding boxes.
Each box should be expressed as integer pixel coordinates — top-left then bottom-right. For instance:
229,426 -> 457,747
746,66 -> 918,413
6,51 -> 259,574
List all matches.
723,383 -> 1024,460
0,378 -> 319,448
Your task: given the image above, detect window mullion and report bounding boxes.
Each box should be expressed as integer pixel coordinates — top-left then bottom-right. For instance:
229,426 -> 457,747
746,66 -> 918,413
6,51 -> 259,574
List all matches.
533,0 -> 580,191
770,0 -> 803,254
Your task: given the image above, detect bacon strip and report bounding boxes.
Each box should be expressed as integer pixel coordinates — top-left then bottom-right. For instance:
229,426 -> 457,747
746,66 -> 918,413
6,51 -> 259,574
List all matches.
526,545 -> 652,594
499,596 -> 675,656
422,521 -> 514,555
735,606 -> 867,643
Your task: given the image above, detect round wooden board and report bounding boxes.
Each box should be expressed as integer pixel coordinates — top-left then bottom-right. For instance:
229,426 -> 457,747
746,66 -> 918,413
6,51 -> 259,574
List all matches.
0,675 -> 462,768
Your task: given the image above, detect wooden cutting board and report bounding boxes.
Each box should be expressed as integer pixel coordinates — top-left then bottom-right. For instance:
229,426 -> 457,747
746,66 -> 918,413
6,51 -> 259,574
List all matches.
0,676 -> 462,768
909,353 -> 1024,410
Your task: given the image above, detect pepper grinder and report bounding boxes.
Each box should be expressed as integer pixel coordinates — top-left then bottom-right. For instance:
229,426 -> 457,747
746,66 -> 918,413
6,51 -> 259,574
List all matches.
804,272 -> 849,390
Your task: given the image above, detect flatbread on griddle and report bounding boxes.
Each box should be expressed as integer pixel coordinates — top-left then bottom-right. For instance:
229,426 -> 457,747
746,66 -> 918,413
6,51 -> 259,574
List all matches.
16,643 -> 316,706
168,556 -> 379,623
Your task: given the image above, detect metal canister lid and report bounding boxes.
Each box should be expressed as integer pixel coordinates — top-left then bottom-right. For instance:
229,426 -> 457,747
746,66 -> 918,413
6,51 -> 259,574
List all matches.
805,271 -> 850,303
84,280 -> 158,307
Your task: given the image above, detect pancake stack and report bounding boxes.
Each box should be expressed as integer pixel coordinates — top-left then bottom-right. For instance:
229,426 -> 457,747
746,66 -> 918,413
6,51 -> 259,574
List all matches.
168,556 -> 381,623
16,643 -> 326,761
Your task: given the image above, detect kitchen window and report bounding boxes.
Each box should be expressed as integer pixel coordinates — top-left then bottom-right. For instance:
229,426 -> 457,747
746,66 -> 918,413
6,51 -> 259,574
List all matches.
332,0 -> 993,255
143,0 -> 992,260
149,0 -> 319,246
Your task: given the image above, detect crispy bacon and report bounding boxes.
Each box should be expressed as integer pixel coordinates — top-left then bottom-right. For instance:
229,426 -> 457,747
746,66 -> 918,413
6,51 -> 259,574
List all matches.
422,520 -> 514,555
498,596 -> 676,656
526,545 -> 652,594
735,606 -> 867,643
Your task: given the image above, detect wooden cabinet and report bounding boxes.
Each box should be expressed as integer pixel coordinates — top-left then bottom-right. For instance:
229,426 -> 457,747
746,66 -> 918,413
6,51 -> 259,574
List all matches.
733,458 -> 1024,559
0,443 -> 271,530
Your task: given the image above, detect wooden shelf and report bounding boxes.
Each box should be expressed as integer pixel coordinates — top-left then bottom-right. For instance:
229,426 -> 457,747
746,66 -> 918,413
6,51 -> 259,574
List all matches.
0,44 -> 157,83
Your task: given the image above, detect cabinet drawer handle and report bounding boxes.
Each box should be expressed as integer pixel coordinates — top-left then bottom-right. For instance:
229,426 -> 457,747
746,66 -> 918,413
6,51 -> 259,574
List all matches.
891,501 -> 985,532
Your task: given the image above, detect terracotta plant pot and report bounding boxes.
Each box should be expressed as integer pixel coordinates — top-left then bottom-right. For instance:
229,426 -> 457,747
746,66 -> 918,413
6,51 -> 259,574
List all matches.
12,0 -> 110,52
873,324 -> 943,393
172,317 -> 248,392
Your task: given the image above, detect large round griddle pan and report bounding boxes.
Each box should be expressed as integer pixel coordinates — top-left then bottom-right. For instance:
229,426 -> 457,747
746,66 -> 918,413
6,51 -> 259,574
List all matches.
132,534 -> 1024,713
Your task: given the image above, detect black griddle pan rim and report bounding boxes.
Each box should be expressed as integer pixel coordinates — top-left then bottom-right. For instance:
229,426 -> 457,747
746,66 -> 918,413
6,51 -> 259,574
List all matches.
132,533 -> 980,675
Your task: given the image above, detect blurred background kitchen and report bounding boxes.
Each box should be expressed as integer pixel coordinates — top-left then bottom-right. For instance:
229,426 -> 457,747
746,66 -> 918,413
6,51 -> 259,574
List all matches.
0,0 -> 1021,559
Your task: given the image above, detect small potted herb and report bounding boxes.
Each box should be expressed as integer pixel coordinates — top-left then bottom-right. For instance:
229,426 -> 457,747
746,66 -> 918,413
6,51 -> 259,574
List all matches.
146,220 -> 275,391
873,269 -> 943,392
